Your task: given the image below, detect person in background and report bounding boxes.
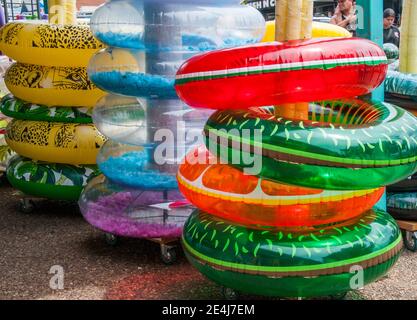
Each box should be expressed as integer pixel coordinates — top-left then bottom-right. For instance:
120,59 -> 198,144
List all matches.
330,0 -> 357,35
383,8 -> 400,47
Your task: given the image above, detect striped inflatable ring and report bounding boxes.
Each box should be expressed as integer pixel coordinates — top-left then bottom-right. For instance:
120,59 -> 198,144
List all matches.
205,100 -> 417,190
178,146 -> 384,227
0,22 -> 105,67
6,120 -> 106,165
0,94 -> 93,123
183,210 -> 402,298
5,63 -> 106,107
175,38 -> 388,110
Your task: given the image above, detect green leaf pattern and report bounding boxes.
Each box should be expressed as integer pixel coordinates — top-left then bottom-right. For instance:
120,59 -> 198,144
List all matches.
0,94 -> 93,123
9,156 -> 98,187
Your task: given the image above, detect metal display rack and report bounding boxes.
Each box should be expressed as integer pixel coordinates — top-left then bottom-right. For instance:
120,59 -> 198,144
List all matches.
1,0 -> 42,23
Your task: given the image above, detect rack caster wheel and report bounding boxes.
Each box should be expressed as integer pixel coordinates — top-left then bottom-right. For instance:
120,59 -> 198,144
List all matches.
221,287 -> 240,300
0,173 -> 9,185
403,231 -> 417,252
161,245 -> 177,265
104,233 -> 119,246
19,199 -> 35,214
329,292 -> 348,300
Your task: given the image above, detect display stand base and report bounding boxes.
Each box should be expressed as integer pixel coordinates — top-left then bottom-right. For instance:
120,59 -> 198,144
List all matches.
385,95 -> 417,111
12,192 -> 42,214
396,219 -> 417,252
103,233 -> 179,265
12,191 -> 77,214
0,165 -> 7,184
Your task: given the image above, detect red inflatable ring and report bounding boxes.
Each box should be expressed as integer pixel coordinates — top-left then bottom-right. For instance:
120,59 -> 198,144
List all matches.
175,38 -> 388,110
177,146 -> 384,227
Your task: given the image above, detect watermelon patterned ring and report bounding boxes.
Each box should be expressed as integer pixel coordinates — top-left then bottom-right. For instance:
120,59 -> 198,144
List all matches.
175,38 -> 388,110
205,100 -> 417,190
178,146 -> 384,227
183,210 -> 403,298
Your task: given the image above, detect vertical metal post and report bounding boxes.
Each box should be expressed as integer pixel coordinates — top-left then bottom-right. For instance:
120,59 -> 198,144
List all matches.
356,0 -> 385,101
36,0 -> 41,19
10,0 -> 14,21
2,0 -> 9,23
356,0 -> 387,211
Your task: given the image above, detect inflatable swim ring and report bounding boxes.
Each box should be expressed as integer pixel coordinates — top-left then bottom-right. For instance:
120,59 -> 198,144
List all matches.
90,0 -> 265,50
6,120 -> 106,165
388,192 -> 417,221
183,210 -> 402,298
383,43 -> 399,63
0,22 -> 105,67
97,140 -> 179,190
92,94 -> 213,147
0,94 -> 93,123
87,48 -> 178,99
388,173 -> 417,193
95,97 -> 211,188
79,174 -> 194,239
175,38 -> 388,110
385,70 -> 417,101
262,20 -> 352,42
5,62 -> 106,107
204,100 -> 417,190
178,145 -> 384,227
92,94 -> 146,144
7,155 -> 98,201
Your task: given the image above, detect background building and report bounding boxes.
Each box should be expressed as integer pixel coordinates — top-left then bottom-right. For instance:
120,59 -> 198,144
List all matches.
245,0 -> 403,24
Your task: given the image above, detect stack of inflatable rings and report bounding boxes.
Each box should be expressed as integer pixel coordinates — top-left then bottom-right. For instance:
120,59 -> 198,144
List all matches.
174,37 -> 413,298
78,0 -> 267,239
0,22 -> 107,201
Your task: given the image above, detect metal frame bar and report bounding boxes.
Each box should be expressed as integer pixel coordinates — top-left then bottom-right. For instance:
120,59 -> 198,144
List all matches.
356,0 -> 387,211
2,0 -> 43,21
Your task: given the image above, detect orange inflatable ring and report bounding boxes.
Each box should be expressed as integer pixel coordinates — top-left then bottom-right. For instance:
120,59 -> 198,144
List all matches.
177,146 -> 384,227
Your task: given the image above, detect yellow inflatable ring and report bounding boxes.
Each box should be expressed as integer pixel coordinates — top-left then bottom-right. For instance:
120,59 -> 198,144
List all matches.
262,21 -> 352,42
0,22 -> 105,67
5,62 -> 106,107
6,120 -> 106,165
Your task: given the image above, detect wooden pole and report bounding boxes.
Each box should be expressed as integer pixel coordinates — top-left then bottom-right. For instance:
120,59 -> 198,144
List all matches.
48,0 -> 76,24
274,0 -> 313,120
399,0 -> 417,74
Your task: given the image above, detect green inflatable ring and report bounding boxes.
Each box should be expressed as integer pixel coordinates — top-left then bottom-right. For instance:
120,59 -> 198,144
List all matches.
205,99 -> 417,190
182,210 -> 402,298
6,156 -> 99,201
0,94 -> 93,124
383,43 -> 399,63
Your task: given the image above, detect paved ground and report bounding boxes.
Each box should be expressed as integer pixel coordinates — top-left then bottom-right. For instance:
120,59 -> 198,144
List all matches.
0,180 -> 416,300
